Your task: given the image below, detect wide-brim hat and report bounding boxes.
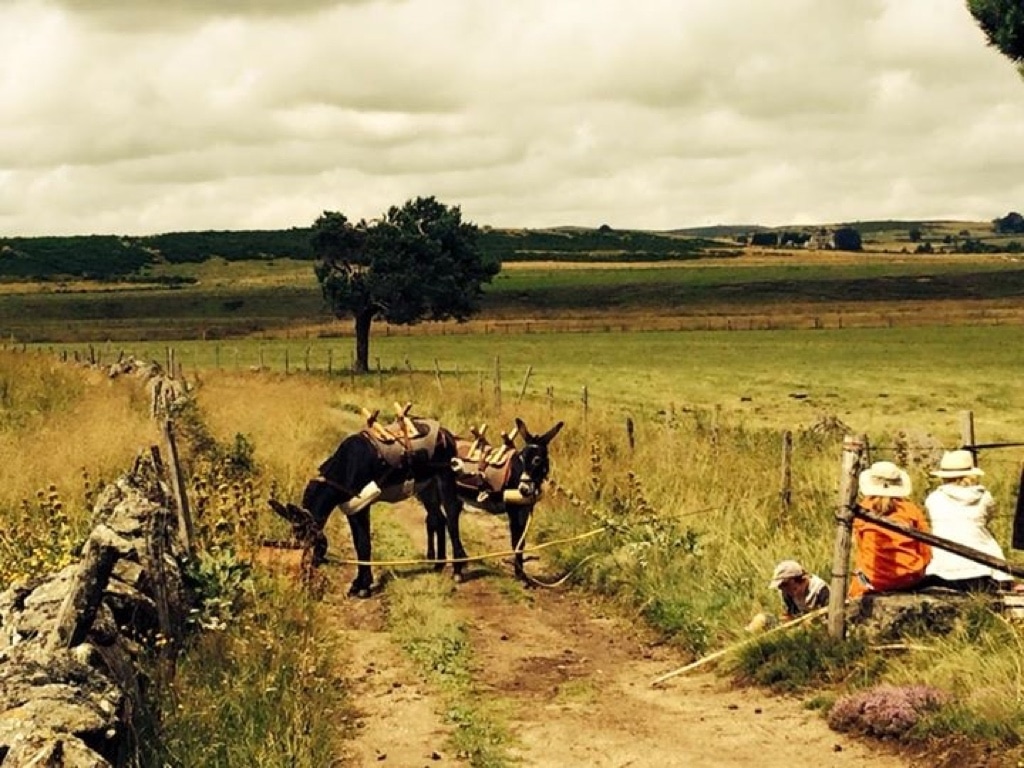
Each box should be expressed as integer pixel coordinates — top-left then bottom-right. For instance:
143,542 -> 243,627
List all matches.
768,559 -> 805,589
930,449 -> 985,479
858,460 -> 912,498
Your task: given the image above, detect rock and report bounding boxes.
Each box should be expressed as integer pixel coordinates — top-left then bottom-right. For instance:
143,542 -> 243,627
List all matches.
849,588 -> 990,641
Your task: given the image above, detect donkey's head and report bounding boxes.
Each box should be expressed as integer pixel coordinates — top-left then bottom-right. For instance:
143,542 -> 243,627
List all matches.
511,418 -> 564,499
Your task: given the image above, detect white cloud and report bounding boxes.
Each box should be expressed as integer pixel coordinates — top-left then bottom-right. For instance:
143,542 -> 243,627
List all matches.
0,0 -> 1022,235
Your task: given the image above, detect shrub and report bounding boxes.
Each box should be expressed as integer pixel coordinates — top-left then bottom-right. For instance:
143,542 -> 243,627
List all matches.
827,684 -> 950,739
732,624 -> 877,692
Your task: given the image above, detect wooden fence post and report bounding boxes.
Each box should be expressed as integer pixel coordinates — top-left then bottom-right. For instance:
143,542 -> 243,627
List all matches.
434,358 -> 444,392
626,416 -> 635,453
1014,461 -> 1024,551
516,365 -> 533,404
493,356 -> 502,409
960,410 -> 977,461
780,430 -> 793,513
828,434 -> 866,639
162,420 -> 194,558
852,506 -> 1024,578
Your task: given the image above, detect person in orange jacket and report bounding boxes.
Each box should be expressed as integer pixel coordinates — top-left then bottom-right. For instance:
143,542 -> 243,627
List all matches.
849,460 -> 932,599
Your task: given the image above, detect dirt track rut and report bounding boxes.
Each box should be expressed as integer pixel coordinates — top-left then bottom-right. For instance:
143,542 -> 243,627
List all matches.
324,503 -> 910,768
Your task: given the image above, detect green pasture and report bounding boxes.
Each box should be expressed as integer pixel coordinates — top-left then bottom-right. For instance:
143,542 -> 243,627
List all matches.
64,323 -> 1024,442
6,255 -> 1024,342
487,259 -> 1024,312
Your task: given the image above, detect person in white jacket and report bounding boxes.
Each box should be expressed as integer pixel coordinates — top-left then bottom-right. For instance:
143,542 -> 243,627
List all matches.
924,449 -> 1014,592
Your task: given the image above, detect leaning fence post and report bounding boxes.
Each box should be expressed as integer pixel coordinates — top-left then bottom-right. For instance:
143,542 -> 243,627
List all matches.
828,434 -> 866,639
162,420 -> 194,558
516,364 -> 533,404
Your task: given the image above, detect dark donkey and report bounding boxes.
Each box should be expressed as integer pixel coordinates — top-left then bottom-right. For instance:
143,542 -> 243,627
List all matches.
451,418 -> 564,580
269,406 -> 466,598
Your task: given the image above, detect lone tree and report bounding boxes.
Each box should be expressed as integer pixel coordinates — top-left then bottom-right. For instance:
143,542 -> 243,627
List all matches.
967,0 -> 1024,75
313,196 -> 499,372
994,211 -> 1024,234
833,226 -> 863,252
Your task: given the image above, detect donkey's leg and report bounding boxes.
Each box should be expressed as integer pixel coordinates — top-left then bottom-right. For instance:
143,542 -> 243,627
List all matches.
300,482 -> 337,566
507,504 -> 532,581
346,508 -> 374,598
420,487 -> 448,573
440,480 -> 467,582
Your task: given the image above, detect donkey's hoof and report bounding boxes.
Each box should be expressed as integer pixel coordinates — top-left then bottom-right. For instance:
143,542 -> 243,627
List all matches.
453,571 -> 466,584
348,583 -> 372,599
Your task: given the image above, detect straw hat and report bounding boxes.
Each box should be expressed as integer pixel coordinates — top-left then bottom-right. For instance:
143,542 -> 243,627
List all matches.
858,461 -> 912,498
930,449 -> 984,479
768,559 -> 805,588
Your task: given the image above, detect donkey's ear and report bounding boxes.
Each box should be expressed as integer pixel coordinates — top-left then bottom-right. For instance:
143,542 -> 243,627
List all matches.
538,421 -> 564,445
515,418 -> 532,442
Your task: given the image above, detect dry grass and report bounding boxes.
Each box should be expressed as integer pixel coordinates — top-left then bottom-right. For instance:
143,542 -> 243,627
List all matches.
0,351 -> 158,585
0,354 -> 157,513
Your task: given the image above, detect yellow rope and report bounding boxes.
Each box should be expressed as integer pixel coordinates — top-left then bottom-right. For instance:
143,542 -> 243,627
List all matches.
277,476 -> 608,574
323,525 -> 607,567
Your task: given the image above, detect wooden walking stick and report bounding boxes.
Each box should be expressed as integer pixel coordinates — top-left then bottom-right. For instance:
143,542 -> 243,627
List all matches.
650,607 -> 828,687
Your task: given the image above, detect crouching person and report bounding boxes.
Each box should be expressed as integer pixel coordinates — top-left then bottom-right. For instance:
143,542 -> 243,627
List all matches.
746,559 -> 830,632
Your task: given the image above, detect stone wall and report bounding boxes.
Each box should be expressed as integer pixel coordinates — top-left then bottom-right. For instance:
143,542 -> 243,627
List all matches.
0,454 -> 189,767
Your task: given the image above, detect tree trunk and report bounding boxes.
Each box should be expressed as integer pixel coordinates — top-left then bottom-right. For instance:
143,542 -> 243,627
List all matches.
354,309 -> 373,373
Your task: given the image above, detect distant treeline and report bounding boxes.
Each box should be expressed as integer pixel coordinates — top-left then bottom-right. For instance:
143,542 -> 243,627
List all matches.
0,226 -> 727,280
478,227 -> 725,262
0,229 -> 315,281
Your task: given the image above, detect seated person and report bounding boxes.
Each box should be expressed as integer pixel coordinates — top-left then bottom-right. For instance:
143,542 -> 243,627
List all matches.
746,560 -> 830,631
850,460 -> 932,598
923,449 -> 1013,592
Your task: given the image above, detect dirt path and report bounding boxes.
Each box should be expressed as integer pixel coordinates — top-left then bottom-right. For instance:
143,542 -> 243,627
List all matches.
324,503 -> 912,768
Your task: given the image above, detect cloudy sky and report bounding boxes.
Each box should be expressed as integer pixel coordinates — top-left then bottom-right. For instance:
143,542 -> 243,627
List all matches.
2,0 -> 1023,237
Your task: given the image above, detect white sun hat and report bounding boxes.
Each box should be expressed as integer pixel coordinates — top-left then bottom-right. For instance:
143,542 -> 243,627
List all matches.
768,559 -> 805,589
930,449 -> 984,479
858,461 -> 912,498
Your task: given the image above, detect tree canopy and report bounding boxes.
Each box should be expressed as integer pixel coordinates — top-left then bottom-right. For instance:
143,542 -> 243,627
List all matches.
994,211 -> 1024,234
967,0 -> 1024,72
833,226 -> 863,252
313,197 -> 499,371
